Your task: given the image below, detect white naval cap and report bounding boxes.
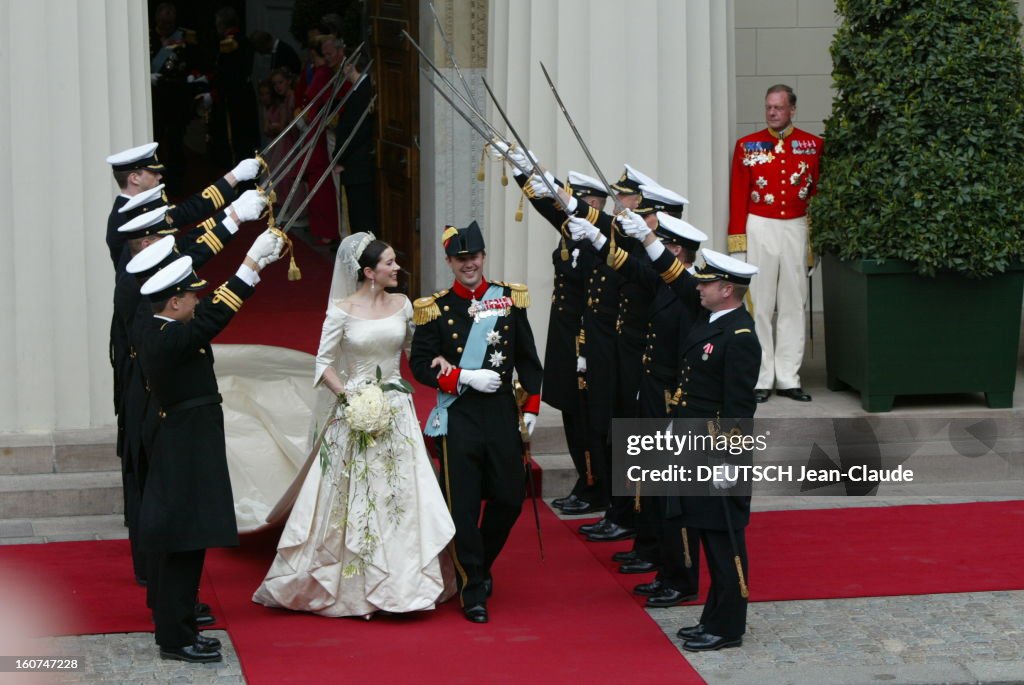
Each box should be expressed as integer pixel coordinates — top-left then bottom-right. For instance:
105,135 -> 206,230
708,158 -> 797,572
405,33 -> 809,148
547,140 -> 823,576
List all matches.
105,142 -> 165,172
119,184 -> 167,214
695,249 -> 759,285
140,255 -> 207,300
119,206 -> 173,237
567,170 -> 607,198
636,183 -> 688,216
654,212 -> 707,249
611,163 -> 656,194
126,235 -> 177,276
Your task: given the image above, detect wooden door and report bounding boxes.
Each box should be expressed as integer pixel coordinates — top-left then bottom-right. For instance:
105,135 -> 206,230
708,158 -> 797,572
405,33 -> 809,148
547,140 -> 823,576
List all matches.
368,0 -> 419,296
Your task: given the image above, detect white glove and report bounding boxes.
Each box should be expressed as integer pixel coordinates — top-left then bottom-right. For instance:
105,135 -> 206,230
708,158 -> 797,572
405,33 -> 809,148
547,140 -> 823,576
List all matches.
733,251 -> 747,263
711,459 -> 738,490
187,74 -> 209,84
246,229 -> 284,268
151,73 -> 162,85
460,368 -> 501,393
230,190 -> 267,223
576,356 -> 587,373
196,92 -> 213,109
523,413 -> 537,437
528,171 -> 557,199
486,139 -> 511,161
507,146 -> 537,174
618,209 -> 651,240
568,217 -> 600,244
231,158 -> 261,183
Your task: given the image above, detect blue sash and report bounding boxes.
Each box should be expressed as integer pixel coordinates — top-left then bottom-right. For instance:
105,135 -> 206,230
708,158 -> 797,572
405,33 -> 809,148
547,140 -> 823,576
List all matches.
425,284 -> 505,437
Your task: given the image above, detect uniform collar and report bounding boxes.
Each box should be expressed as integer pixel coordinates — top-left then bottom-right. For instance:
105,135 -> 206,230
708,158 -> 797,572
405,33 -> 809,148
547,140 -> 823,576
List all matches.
451,277 -> 490,300
768,124 -> 795,140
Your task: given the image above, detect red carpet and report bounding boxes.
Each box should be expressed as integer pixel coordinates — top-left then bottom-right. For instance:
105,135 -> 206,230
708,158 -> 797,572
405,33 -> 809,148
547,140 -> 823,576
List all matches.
0,508 -> 702,684
567,500 -> 1024,606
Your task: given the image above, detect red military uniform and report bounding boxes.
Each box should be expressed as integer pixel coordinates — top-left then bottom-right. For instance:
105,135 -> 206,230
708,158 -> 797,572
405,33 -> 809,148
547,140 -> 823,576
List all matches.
727,125 -> 823,254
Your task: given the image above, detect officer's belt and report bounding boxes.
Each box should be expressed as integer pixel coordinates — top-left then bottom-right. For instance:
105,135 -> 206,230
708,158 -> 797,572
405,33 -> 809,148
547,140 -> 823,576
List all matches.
162,393 -> 222,415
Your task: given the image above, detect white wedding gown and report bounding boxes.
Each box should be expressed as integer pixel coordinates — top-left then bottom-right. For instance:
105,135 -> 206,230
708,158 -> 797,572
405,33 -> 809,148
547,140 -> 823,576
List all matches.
253,298 -> 456,617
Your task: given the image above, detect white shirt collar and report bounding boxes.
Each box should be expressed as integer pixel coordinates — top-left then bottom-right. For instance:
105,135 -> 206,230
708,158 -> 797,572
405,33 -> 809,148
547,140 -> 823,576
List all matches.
709,306 -> 739,323
153,314 -> 175,323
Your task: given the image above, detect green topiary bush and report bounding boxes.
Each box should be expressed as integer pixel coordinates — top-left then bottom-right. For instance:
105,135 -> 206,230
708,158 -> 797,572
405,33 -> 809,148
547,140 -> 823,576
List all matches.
809,0 -> 1024,277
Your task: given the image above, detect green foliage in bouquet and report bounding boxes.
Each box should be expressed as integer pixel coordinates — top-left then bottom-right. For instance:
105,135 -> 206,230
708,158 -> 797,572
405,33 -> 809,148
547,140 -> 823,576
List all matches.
809,0 -> 1024,277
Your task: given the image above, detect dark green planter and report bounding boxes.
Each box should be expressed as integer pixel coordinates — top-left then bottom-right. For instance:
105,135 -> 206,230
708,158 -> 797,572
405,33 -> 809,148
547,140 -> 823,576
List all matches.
822,252 -> 1024,412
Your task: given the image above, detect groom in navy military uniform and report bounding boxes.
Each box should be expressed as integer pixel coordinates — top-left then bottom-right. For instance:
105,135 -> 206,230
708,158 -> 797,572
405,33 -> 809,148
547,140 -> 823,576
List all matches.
410,221 -> 543,624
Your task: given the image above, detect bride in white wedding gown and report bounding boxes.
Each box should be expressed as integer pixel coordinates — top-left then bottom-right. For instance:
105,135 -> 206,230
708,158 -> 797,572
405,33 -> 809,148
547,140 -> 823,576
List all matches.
253,233 -> 456,617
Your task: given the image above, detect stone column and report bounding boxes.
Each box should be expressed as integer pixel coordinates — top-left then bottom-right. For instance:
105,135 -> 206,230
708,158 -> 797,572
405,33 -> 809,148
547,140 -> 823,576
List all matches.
0,0 -> 152,436
483,0 -> 735,357
419,0 -> 490,293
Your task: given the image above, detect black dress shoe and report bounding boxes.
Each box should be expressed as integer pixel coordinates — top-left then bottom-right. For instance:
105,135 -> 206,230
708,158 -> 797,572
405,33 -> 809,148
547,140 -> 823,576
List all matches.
645,588 -> 697,608
159,644 -> 223,663
586,523 -> 635,542
676,623 -> 705,639
561,499 -> 606,515
611,550 -> 638,563
195,602 -> 211,616
552,494 -> 579,509
754,389 -> 771,403
195,614 -> 216,627
777,387 -> 812,402
463,604 -> 488,624
618,560 -> 657,574
195,634 -> 221,652
682,632 -> 743,651
633,579 -> 664,597
578,518 -> 610,535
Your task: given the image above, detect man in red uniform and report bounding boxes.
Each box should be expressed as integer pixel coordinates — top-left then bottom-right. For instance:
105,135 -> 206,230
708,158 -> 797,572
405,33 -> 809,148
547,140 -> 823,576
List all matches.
727,84 -> 822,403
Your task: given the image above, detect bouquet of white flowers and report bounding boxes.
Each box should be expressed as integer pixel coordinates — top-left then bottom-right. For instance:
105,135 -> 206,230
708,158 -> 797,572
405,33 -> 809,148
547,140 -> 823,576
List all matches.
321,366 -> 413,473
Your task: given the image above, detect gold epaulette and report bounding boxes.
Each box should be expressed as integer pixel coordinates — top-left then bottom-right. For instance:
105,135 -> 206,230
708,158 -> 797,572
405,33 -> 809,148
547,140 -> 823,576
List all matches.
727,234 -> 747,253
413,290 -> 447,325
219,36 -> 238,54
494,282 -> 530,308
734,328 -> 752,334
660,259 -> 685,284
212,283 -> 243,312
585,205 -> 600,224
201,184 -> 226,209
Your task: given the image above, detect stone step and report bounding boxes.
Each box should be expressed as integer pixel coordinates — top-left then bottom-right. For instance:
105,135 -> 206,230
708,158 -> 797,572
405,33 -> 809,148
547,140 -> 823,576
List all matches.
0,472 -> 124,520
533,452 -> 575,499
0,513 -> 127,545
0,428 -> 118,476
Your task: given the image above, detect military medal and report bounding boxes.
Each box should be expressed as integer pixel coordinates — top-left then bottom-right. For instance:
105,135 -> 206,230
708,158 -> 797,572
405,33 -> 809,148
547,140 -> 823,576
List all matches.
468,297 -> 481,322
486,330 -> 502,346
702,343 -> 714,361
488,350 -> 506,368
775,139 -> 785,154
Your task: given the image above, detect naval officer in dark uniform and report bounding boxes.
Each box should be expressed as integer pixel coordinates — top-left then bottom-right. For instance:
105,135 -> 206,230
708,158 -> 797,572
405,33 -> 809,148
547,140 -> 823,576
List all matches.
648,247 -> 761,652
410,221 -> 543,624
138,228 -> 283,663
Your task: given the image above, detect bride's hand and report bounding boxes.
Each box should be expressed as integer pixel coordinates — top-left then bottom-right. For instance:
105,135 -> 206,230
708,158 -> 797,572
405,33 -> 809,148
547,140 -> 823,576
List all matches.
430,355 -> 454,378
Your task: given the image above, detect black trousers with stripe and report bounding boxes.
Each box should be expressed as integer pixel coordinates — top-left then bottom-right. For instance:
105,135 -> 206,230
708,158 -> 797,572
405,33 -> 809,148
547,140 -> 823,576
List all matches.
437,392 -> 525,608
